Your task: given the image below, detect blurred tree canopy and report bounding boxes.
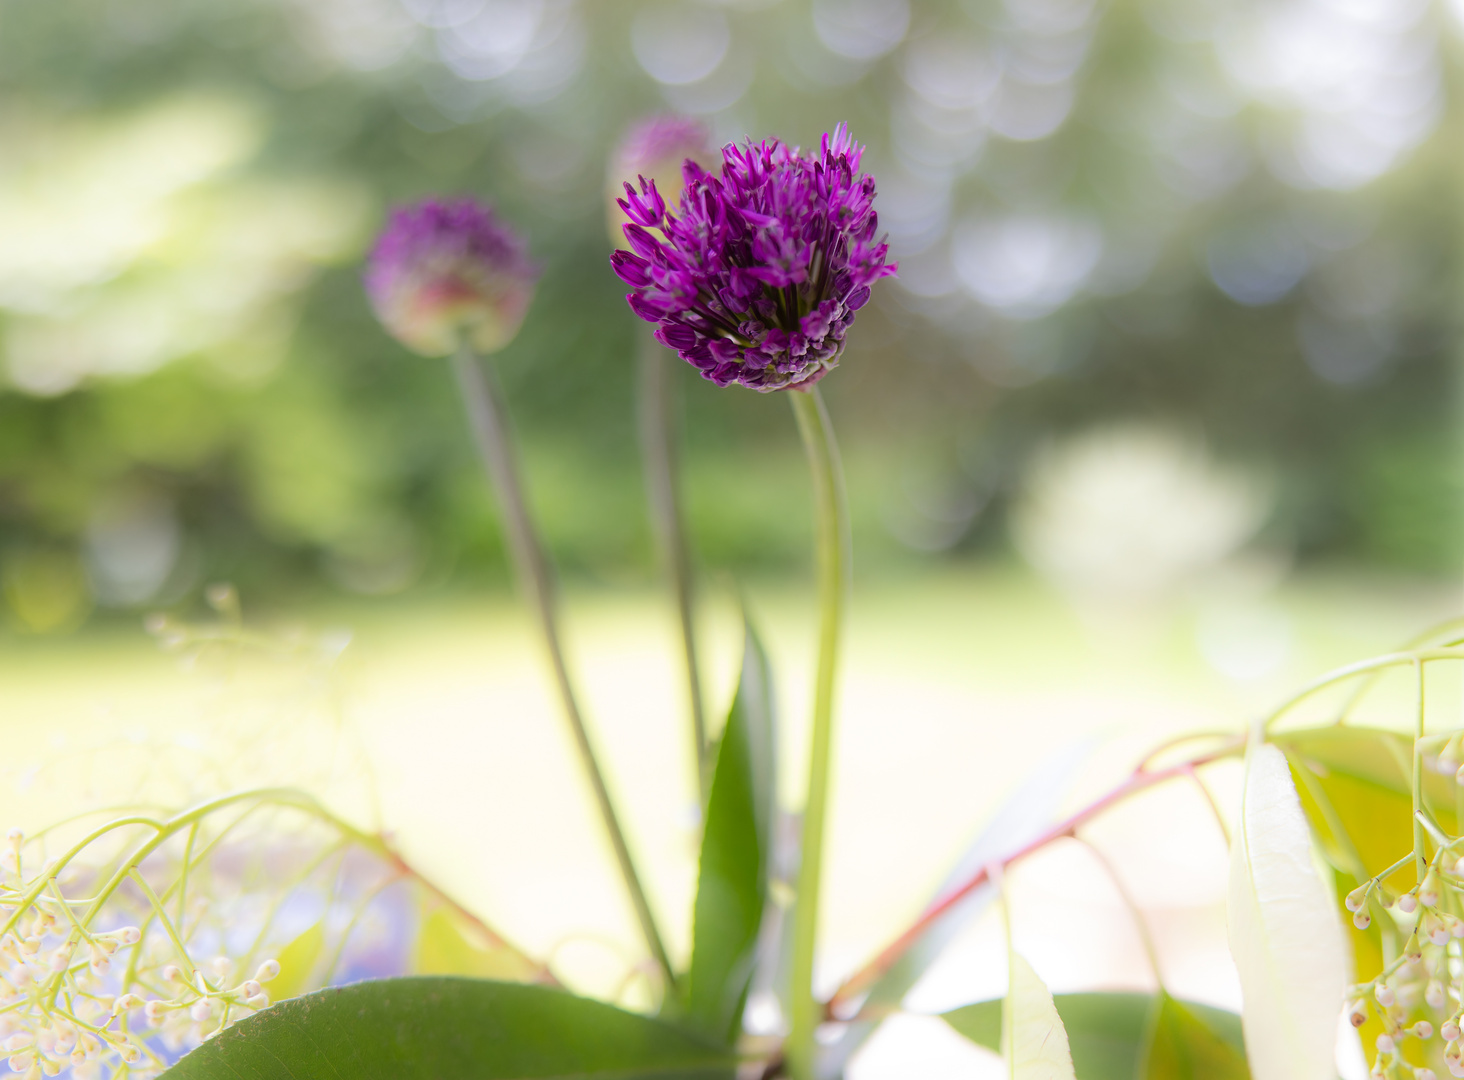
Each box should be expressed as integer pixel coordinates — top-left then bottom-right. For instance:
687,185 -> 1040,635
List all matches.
0,0 -> 1458,628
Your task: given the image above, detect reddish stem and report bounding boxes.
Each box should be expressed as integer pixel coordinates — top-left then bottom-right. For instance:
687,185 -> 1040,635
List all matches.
824,737 -> 1243,1020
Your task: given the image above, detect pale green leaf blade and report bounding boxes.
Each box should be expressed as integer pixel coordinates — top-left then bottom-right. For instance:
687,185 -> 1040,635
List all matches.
160,977 -> 737,1080
683,619 -> 775,1045
1227,742 -> 1348,1080
1004,950 -> 1075,1080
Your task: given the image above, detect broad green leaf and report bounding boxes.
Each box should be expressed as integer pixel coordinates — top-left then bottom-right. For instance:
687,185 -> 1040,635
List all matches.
1228,742 -> 1348,1080
415,905 -> 539,981
944,992 -> 1246,1080
683,620 -> 775,1045
1142,993 -> 1249,1079
161,977 -> 737,1080
1004,950 -> 1074,1080
266,921 -> 323,1002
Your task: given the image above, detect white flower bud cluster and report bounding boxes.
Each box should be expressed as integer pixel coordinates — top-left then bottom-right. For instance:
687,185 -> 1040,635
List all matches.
0,827 -> 291,1080
1348,856 -> 1464,1079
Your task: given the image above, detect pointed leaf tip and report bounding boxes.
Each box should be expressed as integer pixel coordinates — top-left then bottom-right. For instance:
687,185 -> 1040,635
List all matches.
1005,951 -> 1075,1080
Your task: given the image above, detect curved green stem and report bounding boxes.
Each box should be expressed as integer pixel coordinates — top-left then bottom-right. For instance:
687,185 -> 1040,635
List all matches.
786,387 -> 850,1080
450,345 -> 675,991
638,329 -> 709,801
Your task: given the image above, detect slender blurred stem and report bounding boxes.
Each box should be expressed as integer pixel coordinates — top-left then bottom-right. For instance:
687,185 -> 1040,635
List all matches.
786,387 -> 849,1080
1415,658 -> 1427,883
638,328 -> 708,801
449,345 -> 676,991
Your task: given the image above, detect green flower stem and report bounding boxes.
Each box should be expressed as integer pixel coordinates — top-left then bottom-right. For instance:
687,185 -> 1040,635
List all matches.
450,345 -> 676,991
786,386 -> 850,1080
637,328 -> 709,801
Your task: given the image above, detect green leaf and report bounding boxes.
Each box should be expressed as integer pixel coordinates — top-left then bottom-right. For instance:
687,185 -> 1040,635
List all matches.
161,977 -> 737,1080
1143,993 -> 1249,1079
944,993 -> 1245,1080
415,905 -> 539,981
682,619 -> 775,1045
266,921 -> 324,1002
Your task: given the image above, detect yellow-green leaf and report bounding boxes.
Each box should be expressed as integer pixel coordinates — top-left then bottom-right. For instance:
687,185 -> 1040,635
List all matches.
1142,992 -> 1249,1080
415,906 -> 539,981
267,921 -> 324,1002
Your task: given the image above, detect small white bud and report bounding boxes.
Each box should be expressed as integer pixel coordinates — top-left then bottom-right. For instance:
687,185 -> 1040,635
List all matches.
1431,924 -> 1451,947
112,994 -> 141,1014
37,1059 -> 55,1078
6,1054 -> 29,1075
113,927 -> 140,946
1349,999 -> 1369,1027
117,1042 -> 140,1065
1428,981 -> 1448,1009
210,957 -> 232,979
31,1033 -> 51,1057
1355,910 -> 1372,930
6,831 -> 20,846
1418,1070 -> 1438,1080
241,980 -> 262,998
144,1001 -> 165,1023
190,999 -> 213,1023
1445,1020 -> 1460,1043
254,959 -> 280,983
245,992 -> 269,1010
1,1038 -> 29,1055
6,966 -> 29,989
1378,1033 -> 1397,1053
1450,1058 -> 1464,1080
1401,892 -> 1420,914
1347,887 -> 1368,912
1377,983 -> 1397,1007
1422,874 -> 1442,908
162,965 -> 183,983
1414,1021 -> 1435,1040
46,950 -> 67,974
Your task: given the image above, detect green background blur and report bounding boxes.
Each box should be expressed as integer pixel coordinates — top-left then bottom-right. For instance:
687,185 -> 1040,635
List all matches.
1,0 -> 1459,633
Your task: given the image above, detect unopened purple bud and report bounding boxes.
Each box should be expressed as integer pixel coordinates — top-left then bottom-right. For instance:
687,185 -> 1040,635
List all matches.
364,197 -> 538,358
607,114 -> 717,247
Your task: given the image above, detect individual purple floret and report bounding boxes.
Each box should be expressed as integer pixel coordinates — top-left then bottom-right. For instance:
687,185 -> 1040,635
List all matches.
609,123 -> 896,392
365,197 -> 538,358
607,114 -> 717,249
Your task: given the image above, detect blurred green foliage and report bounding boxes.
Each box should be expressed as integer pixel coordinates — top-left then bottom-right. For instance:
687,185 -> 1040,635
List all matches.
0,0 -> 1459,630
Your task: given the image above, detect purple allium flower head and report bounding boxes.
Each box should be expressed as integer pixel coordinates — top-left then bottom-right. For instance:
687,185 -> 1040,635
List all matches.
606,115 -> 717,248
609,123 -> 896,392
364,197 -> 537,358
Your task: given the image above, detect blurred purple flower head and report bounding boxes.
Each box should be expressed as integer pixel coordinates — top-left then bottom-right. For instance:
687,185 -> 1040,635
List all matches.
610,123 -> 896,392
607,115 -> 717,248
365,197 -> 537,358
